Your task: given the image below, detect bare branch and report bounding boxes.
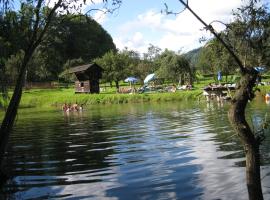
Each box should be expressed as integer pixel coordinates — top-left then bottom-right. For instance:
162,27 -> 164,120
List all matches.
0,0 -> 12,13
30,0 -> 43,43
32,0 -> 63,51
209,20 -> 228,28
84,0 -> 121,17
162,2 -> 186,16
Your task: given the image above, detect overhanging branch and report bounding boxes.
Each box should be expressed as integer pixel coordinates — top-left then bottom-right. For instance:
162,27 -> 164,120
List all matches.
162,2 -> 187,15
178,0 -> 245,73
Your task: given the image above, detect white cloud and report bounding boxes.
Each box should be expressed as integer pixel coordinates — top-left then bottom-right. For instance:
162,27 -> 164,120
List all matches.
119,10 -> 164,33
114,0 -> 248,54
47,0 -> 268,53
45,0 -> 103,14
132,32 -> 145,47
114,32 -> 148,53
158,32 -> 204,52
93,9 -> 108,24
137,10 -> 163,28
113,38 -> 125,50
45,0 -> 113,26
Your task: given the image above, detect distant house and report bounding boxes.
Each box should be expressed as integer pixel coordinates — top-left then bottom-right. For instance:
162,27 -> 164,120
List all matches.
68,63 -> 104,93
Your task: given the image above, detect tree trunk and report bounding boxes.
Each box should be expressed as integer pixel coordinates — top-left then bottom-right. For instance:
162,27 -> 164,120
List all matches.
0,0 -> 64,186
177,1 -> 264,199
0,0 -> 62,176
115,80 -> 119,90
228,68 -> 263,200
181,74 -> 184,85
0,51 -> 31,178
246,143 -> 263,200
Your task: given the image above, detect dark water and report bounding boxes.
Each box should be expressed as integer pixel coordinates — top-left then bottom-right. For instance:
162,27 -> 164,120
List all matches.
1,101 -> 270,200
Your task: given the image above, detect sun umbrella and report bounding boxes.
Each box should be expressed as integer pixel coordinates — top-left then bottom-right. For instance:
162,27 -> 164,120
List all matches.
144,73 -> 155,84
254,66 -> 265,73
124,77 -> 138,83
124,77 -> 138,88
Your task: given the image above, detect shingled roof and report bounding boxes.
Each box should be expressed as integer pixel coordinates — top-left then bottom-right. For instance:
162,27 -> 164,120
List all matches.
68,63 -> 99,74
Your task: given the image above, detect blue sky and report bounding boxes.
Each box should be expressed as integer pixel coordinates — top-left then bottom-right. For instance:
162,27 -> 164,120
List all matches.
92,0 -> 246,54
47,0 -> 268,54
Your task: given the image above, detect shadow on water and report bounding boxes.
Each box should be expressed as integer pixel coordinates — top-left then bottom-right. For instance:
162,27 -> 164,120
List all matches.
0,100 -> 270,199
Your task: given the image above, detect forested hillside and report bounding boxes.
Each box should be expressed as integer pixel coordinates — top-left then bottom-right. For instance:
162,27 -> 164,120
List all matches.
0,7 -> 115,83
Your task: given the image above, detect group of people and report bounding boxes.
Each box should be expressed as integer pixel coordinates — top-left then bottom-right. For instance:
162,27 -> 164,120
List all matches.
62,102 -> 83,112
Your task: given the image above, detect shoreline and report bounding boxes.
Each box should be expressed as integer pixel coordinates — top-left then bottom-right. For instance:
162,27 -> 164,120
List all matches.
0,88 -> 203,109
1,85 -> 269,110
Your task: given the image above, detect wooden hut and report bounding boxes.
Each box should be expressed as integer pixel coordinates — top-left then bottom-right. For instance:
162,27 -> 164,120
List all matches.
69,63 -> 103,93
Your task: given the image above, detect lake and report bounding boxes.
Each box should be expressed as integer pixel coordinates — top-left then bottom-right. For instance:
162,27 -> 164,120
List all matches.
1,100 -> 270,200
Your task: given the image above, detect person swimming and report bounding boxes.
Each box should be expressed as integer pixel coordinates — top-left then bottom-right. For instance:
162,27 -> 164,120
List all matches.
62,103 -> 68,112
62,102 -> 83,112
79,104 -> 83,111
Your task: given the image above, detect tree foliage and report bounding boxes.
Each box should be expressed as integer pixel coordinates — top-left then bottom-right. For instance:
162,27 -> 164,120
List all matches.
0,8 -> 116,82
155,49 -> 192,84
197,38 -> 238,80
228,1 -> 270,67
95,50 -> 129,89
197,0 -> 270,78
95,45 -> 193,87
0,0 -> 122,180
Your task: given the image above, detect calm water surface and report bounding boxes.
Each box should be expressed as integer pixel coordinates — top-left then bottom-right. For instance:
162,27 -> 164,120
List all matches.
1,101 -> 270,200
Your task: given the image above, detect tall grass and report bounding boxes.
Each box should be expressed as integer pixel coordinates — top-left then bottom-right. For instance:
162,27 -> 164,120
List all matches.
0,88 -> 203,109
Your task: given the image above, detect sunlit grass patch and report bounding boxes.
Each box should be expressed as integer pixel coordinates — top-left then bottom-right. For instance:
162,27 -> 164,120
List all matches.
8,88 -> 203,109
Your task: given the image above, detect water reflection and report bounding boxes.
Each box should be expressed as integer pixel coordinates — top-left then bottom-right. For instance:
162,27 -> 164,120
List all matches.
1,101 -> 270,199
104,108 -> 203,200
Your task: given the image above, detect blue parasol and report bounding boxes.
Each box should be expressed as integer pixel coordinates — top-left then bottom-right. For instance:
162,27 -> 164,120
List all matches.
124,77 -> 138,83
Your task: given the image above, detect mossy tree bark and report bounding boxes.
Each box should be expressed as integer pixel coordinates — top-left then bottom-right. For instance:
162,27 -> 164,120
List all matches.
228,67 -> 263,200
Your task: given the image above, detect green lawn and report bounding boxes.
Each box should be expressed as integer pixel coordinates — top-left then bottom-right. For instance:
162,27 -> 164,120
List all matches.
0,87 -> 203,109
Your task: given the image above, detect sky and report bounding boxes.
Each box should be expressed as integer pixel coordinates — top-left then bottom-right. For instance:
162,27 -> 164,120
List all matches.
44,0 -> 268,54
90,0 -> 246,54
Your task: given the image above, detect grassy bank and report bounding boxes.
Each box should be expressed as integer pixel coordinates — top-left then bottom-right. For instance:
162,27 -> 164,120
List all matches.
0,88 -> 203,109
1,84 -> 269,110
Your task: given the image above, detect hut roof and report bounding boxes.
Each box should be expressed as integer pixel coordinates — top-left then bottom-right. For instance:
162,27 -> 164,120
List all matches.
68,63 -> 103,74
